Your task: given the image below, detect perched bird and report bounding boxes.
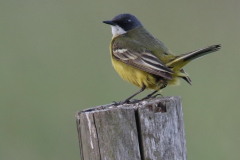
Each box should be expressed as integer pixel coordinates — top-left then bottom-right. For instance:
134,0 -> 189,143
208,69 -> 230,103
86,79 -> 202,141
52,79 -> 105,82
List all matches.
103,13 -> 221,104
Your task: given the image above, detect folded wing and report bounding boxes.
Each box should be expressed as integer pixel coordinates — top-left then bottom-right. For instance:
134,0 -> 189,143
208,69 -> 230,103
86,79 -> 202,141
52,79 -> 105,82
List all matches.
112,41 -> 174,80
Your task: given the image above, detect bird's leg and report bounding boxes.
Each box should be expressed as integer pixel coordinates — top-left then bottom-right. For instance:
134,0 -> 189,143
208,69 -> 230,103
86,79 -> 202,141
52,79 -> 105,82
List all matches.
113,85 -> 146,105
140,90 -> 160,101
141,80 -> 168,100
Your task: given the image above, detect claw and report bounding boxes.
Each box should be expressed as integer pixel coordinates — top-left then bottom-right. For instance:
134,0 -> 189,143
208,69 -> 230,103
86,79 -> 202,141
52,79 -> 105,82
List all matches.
112,100 -> 130,105
112,98 -> 142,105
112,101 -> 122,105
130,99 -> 140,103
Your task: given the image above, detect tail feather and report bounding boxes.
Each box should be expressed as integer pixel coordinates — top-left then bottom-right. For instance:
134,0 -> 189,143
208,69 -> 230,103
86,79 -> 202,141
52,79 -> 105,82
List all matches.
180,44 -> 221,62
166,44 -> 221,86
166,44 -> 221,68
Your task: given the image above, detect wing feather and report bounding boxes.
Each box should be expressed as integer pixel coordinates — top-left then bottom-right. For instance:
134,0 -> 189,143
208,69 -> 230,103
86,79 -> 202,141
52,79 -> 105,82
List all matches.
112,42 -> 174,80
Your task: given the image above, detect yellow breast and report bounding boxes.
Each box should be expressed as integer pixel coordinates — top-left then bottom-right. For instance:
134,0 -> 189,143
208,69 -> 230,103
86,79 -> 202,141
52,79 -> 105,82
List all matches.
111,56 -> 162,90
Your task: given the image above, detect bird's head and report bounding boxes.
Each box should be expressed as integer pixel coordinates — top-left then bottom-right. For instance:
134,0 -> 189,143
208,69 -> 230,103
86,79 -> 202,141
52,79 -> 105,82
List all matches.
103,13 -> 142,37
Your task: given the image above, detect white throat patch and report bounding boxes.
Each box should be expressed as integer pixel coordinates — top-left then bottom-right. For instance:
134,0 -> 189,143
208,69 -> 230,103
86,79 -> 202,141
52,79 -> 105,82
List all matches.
111,25 -> 126,37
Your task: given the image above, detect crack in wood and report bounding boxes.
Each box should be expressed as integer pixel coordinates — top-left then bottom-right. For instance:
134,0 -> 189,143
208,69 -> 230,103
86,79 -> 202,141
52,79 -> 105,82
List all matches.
93,113 -> 102,160
135,109 -> 144,160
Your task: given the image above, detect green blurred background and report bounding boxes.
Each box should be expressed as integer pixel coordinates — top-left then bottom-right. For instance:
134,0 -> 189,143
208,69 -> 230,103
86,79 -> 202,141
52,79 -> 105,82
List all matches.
0,1 -> 239,159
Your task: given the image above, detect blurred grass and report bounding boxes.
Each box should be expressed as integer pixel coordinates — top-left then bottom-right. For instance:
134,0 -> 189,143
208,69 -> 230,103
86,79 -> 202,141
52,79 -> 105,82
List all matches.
0,0 -> 240,160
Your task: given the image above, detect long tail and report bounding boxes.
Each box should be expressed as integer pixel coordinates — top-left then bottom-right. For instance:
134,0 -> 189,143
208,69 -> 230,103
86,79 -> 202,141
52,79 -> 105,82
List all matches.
166,44 -> 221,68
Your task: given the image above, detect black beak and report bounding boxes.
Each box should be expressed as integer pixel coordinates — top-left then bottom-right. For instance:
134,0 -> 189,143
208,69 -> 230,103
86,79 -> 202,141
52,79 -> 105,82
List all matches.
103,21 -> 117,26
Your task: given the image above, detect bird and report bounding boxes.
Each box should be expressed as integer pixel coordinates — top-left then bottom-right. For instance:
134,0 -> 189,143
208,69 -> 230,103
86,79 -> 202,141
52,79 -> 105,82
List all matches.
103,13 -> 221,105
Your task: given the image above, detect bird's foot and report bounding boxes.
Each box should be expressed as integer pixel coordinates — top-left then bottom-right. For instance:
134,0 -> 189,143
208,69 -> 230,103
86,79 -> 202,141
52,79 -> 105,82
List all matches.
152,94 -> 163,98
112,99 -> 141,105
141,94 -> 163,101
112,100 -> 130,105
129,99 -> 141,103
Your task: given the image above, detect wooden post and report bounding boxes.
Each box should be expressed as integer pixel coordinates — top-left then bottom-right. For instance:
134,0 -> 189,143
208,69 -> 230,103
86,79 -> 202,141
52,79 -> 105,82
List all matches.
76,96 -> 187,160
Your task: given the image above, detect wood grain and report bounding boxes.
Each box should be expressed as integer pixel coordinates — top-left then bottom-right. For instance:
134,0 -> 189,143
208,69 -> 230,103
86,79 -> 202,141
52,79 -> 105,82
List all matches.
76,96 -> 187,160
137,96 -> 187,160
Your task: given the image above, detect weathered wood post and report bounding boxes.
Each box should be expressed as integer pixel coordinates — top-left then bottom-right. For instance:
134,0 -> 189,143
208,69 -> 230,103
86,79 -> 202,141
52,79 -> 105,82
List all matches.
76,96 -> 187,160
